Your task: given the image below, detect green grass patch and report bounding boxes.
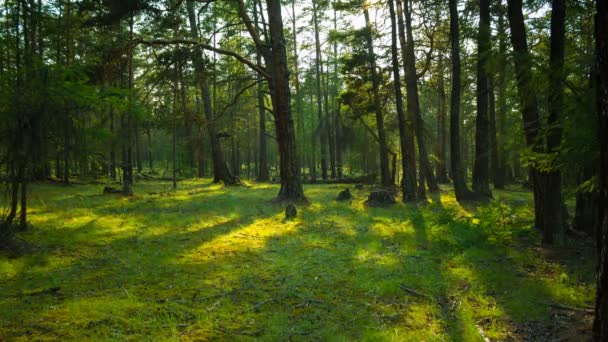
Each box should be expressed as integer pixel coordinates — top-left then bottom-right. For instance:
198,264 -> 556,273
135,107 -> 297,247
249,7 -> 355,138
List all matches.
0,181 -> 595,340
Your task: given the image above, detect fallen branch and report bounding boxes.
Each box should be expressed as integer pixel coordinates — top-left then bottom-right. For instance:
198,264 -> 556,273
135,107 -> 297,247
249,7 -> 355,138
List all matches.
400,285 -> 433,301
216,324 -> 261,337
192,290 -> 235,302
543,301 -> 594,314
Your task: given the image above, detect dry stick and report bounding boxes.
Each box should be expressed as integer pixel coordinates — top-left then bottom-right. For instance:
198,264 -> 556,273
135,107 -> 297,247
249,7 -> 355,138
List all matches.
216,324 -> 261,337
192,290 -> 235,302
400,285 -> 434,301
543,301 -> 594,314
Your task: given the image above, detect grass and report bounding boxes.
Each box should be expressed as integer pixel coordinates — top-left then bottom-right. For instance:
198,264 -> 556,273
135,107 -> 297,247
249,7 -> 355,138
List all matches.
0,180 -> 596,341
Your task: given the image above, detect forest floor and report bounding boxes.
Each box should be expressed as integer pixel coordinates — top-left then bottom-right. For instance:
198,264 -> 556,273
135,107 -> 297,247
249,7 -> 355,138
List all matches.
0,180 -> 597,341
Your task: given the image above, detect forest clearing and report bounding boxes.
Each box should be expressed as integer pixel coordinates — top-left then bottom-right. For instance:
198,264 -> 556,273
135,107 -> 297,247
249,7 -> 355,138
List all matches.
1,0 -> 608,340
0,180 -> 596,340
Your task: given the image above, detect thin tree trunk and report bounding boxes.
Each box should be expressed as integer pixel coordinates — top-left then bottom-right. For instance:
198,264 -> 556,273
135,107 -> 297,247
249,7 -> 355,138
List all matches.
472,0 -> 492,197
363,7 -> 392,187
436,53 -> 449,184
403,0 -> 438,192
593,0 -> 608,338
542,0 -> 566,245
507,0 -> 545,239
186,0 -> 239,185
312,0 -> 328,180
395,0 -> 417,189
494,2 -> 507,188
388,0 -> 416,201
449,0 -> 474,202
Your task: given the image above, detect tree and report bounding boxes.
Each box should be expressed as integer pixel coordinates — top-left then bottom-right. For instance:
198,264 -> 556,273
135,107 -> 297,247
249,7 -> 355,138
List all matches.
402,0 -> 439,194
363,3 -> 392,187
542,0 -> 566,244
388,0 -> 416,201
472,0 -> 492,198
593,0 -> 608,339
312,0 -> 329,181
449,0 -> 474,202
186,0 -> 240,186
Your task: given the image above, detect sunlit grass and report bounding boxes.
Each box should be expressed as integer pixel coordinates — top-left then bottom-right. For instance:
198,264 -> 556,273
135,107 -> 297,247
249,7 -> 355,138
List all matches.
0,180 -> 595,340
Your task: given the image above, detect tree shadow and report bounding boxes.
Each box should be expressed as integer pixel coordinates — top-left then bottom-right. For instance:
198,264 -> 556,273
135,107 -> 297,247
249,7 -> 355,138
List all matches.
0,181 -> 595,340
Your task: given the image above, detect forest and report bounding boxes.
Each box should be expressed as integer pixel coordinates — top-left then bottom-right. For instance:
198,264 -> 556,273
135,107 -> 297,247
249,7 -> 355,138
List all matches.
0,0 -> 607,340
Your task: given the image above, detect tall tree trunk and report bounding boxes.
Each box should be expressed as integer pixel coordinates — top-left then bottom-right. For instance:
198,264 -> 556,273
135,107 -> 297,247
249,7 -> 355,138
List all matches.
489,80 -> 500,189
395,0 -> 417,190
291,0 -> 305,177
265,0 -> 305,201
255,1 -> 269,182
403,0 -> 438,192
472,0 -> 492,197
449,0 -> 474,202
507,0 -> 545,240
186,0 -> 239,185
333,6 -> 343,180
494,2 -> 507,188
388,0 -> 416,201
542,0 -> 566,245
363,7 -> 392,187
312,0 -> 328,180
436,53 -> 449,184
593,0 -> 608,338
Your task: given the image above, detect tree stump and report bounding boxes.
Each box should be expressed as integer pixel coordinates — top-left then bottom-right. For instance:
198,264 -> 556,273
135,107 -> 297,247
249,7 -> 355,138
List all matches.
285,203 -> 297,219
365,190 -> 396,207
336,188 -> 353,201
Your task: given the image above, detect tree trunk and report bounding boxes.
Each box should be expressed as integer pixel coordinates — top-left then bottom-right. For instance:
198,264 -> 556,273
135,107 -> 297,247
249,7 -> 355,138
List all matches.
403,0 -> 439,192
313,0 -> 328,181
542,0 -> 566,245
489,79 -> 500,189
186,0 -> 239,185
395,0 -> 417,188
265,0 -> 305,201
363,8 -> 392,187
507,0 -> 544,233
388,0 -> 416,201
436,53 -> 449,184
494,3 -> 507,188
594,0 -> 608,338
449,0 -> 474,202
472,0 -> 492,198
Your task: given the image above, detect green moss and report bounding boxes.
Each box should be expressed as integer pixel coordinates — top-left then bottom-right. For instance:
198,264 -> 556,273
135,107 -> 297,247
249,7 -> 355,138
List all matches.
0,181 -> 594,340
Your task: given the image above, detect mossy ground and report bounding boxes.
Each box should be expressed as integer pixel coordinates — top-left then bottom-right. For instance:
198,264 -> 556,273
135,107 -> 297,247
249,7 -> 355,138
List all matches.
0,180 -> 595,341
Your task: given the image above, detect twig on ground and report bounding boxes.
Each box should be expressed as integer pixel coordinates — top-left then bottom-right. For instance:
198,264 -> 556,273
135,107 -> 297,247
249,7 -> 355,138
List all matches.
216,324 -> 261,337
400,285 -> 434,301
192,290 -> 235,302
543,302 -> 594,314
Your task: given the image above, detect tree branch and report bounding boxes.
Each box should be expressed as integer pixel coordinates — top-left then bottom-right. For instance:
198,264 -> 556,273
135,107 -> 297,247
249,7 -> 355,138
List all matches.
134,38 -> 271,80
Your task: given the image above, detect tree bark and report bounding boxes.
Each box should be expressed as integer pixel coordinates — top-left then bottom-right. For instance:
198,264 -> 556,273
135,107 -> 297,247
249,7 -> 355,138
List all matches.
449,0 -> 474,202
436,53 -> 449,184
403,0 -> 439,192
507,0 -> 544,233
472,0 -> 492,198
255,1 -> 269,182
186,0 -> 239,185
312,0 -> 328,180
364,7 -> 392,187
388,0 -> 416,201
593,0 -> 608,338
395,0 -> 417,189
494,2 -> 507,189
265,0 -> 305,201
542,0 -> 566,245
